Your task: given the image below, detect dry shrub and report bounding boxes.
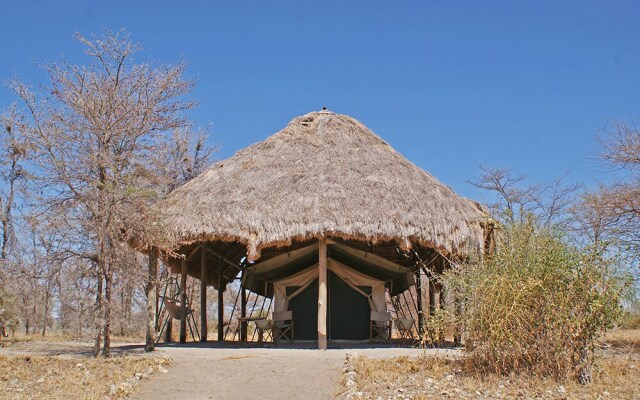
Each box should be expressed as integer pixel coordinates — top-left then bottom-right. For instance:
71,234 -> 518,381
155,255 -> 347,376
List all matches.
449,222 -> 631,383
420,308 -> 454,346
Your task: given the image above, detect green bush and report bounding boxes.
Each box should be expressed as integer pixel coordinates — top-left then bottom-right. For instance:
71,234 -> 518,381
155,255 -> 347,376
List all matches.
448,222 -> 631,383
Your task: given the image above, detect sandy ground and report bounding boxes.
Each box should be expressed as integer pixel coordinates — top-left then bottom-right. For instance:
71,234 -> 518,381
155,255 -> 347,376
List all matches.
0,340 -> 457,399
132,343 -> 456,400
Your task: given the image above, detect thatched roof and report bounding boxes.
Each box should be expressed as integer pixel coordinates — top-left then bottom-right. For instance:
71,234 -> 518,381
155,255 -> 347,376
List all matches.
157,110 -> 489,261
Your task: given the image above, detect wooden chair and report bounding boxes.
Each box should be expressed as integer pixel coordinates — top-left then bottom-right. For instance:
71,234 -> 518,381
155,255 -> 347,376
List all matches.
272,311 -> 294,344
369,311 -> 392,343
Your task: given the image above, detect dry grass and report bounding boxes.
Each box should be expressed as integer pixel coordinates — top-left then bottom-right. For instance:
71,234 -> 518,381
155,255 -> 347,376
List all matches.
604,329 -> 640,354
0,354 -> 170,399
1,332 -> 145,346
339,350 -> 640,399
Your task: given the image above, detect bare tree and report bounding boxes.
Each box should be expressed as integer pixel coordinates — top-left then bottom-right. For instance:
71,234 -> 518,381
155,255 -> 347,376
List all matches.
10,29 -> 212,356
468,166 -> 540,225
599,121 -> 640,170
594,121 -> 640,258
469,166 -> 581,231
535,173 -> 582,230
0,106 -> 29,261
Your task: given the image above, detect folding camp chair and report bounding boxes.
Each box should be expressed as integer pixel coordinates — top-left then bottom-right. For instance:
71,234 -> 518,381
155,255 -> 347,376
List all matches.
369,311 -> 392,343
254,319 -> 273,346
272,311 -> 294,344
394,318 -> 416,341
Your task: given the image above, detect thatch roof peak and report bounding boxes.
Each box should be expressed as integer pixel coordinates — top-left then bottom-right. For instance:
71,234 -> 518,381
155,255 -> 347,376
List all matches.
157,110 -> 489,261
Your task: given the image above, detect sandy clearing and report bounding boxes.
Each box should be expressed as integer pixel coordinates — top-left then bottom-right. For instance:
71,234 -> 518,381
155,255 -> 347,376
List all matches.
0,340 -> 458,399
132,344 -> 454,400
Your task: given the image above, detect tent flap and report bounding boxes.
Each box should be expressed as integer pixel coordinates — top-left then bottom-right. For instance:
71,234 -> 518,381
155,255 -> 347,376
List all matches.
272,258 -> 387,313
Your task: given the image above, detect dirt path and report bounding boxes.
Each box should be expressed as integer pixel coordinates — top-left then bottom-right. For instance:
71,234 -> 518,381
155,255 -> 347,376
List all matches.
133,344 -> 440,400
0,339 -> 452,399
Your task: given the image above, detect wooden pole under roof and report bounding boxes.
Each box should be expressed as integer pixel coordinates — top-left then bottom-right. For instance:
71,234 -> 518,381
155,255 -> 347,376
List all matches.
200,251 -> 208,342
217,265 -> 224,341
318,236 -> 328,350
180,258 -> 188,343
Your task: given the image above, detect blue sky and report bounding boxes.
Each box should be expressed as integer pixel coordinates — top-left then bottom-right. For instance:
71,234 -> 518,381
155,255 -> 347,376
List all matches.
1,1 -> 639,203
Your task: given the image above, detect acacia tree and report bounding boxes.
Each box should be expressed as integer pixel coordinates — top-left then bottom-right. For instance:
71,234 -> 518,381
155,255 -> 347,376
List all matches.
11,29 -> 212,356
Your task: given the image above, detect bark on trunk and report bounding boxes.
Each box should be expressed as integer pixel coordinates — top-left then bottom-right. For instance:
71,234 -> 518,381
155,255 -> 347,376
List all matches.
93,274 -> 103,357
41,293 -> 49,336
145,247 -> 158,351
102,269 -> 112,357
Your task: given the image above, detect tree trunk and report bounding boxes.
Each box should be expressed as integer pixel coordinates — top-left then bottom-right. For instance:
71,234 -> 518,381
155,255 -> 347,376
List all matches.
93,273 -> 103,357
102,268 -> 112,357
31,301 -> 36,334
41,292 -> 49,336
120,289 -> 126,336
577,346 -> 593,385
78,304 -> 83,338
145,247 -> 158,351
56,275 -> 66,333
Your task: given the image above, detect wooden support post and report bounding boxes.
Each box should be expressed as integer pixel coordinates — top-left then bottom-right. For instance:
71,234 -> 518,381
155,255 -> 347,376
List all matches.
453,293 -> 463,346
438,282 -> 446,343
179,258 -> 188,343
145,247 -> 158,352
318,236 -> 328,350
428,277 -> 436,317
200,252 -> 208,342
415,271 -> 424,337
240,269 -> 247,342
439,283 -> 446,309
165,319 -> 173,343
217,266 -> 224,341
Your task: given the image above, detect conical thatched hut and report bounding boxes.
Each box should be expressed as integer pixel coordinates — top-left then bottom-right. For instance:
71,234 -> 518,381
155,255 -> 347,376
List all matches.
145,109 -> 492,350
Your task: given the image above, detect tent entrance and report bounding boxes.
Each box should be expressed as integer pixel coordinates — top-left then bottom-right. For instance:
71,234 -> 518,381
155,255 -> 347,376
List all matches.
286,279 -> 318,340
272,258 -> 389,343
328,271 -> 372,340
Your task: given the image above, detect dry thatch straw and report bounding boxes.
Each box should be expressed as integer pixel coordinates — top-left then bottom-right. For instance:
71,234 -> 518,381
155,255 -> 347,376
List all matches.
156,110 -> 490,261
